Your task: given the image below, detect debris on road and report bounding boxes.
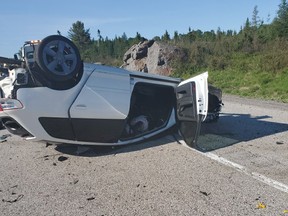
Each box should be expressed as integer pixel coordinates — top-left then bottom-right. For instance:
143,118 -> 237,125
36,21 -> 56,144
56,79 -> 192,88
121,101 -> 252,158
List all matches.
46,143 -> 53,147
72,179 -> 79,185
2,194 -> 24,204
87,197 -> 95,201
0,134 -> 11,143
200,191 -> 211,196
257,202 -> 266,209
58,156 -> 68,162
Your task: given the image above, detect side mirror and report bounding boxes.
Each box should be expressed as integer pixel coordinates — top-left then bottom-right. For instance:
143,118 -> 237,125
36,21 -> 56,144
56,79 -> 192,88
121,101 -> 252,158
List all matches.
14,54 -> 19,60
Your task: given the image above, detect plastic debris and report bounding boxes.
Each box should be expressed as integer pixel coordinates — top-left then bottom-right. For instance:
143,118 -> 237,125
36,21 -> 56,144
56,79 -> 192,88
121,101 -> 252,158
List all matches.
87,197 -> 95,201
2,194 -> 24,203
58,156 -> 68,162
46,143 -> 53,147
257,202 -> 266,209
200,191 -> 211,196
72,179 -> 79,185
0,134 -> 11,142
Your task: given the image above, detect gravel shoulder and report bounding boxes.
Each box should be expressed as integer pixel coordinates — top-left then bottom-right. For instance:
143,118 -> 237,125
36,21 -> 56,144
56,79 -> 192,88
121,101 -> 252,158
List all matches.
0,95 -> 287,216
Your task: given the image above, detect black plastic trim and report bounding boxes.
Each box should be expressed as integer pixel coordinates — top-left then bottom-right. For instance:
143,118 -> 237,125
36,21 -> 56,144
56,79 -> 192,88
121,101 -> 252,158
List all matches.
39,117 -> 75,140
71,118 -> 126,143
130,74 -> 180,84
39,117 -> 126,143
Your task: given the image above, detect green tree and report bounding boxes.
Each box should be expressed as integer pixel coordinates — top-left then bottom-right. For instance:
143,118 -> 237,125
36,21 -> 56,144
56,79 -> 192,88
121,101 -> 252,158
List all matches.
251,5 -> 261,28
203,30 -> 216,41
251,6 -> 262,51
121,32 -> 128,41
68,21 -> 92,50
162,30 -> 171,41
274,0 -> 288,37
135,32 -> 143,42
239,18 -> 254,52
173,31 -> 179,42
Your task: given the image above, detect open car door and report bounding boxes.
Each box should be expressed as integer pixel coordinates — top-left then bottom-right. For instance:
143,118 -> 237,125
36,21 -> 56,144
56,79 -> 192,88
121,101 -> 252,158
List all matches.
176,72 -> 208,148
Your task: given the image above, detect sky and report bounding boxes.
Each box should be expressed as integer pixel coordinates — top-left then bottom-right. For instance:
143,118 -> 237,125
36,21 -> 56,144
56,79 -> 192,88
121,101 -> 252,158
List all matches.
0,0 -> 280,57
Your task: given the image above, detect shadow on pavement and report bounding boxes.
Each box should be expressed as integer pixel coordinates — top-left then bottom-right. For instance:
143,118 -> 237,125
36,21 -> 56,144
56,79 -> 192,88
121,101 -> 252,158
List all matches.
54,113 -> 288,156
198,113 -> 288,151
54,132 -> 177,157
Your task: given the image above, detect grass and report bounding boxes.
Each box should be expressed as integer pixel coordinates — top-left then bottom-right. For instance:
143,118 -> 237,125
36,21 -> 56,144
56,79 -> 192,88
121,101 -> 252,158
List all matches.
171,51 -> 288,103
208,69 -> 288,103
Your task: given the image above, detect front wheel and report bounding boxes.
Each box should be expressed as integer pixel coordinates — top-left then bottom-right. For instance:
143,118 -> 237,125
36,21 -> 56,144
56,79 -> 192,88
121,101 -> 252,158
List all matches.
36,35 -> 81,82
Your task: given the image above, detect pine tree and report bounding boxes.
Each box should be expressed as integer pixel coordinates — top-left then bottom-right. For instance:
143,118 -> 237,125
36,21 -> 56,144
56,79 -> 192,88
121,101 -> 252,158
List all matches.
251,5 -> 260,28
68,21 -> 92,50
274,0 -> 288,37
173,31 -> 179,44
162,30 -> 170,41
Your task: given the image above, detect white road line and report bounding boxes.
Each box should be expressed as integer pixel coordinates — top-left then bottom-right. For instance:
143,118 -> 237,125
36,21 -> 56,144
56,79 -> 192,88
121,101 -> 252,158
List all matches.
172,137 -> 288,194
204,152 -> 288,194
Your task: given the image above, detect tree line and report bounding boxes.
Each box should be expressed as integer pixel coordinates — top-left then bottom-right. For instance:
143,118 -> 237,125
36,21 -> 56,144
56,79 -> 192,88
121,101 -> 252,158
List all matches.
66,0 -> 288,76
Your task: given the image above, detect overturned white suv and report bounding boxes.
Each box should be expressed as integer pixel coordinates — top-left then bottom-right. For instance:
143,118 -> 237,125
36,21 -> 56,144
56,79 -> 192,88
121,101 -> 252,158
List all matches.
0,35 -> 222,148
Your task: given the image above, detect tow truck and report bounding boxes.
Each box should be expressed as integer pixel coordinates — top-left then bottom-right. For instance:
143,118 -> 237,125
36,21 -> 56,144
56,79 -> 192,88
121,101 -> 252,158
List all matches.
0,40 -> 42,97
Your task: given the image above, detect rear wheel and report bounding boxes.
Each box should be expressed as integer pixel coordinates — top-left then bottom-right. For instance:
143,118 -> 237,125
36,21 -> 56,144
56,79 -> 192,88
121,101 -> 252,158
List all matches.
36,35 -> 81,82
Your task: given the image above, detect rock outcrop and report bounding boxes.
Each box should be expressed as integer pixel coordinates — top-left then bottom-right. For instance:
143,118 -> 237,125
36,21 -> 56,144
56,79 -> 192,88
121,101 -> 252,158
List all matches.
121,40 -> 186,76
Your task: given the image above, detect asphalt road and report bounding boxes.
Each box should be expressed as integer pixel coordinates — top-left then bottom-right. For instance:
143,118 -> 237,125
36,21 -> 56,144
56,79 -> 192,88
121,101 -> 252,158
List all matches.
0,95 -> 287,216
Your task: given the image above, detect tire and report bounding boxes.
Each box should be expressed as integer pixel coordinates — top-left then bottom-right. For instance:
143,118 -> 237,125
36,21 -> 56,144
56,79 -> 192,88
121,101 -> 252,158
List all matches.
36,35 -> 81,82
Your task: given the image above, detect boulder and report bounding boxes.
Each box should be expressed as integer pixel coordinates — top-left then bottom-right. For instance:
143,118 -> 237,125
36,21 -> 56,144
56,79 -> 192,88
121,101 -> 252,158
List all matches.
121,40 -> 186,76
